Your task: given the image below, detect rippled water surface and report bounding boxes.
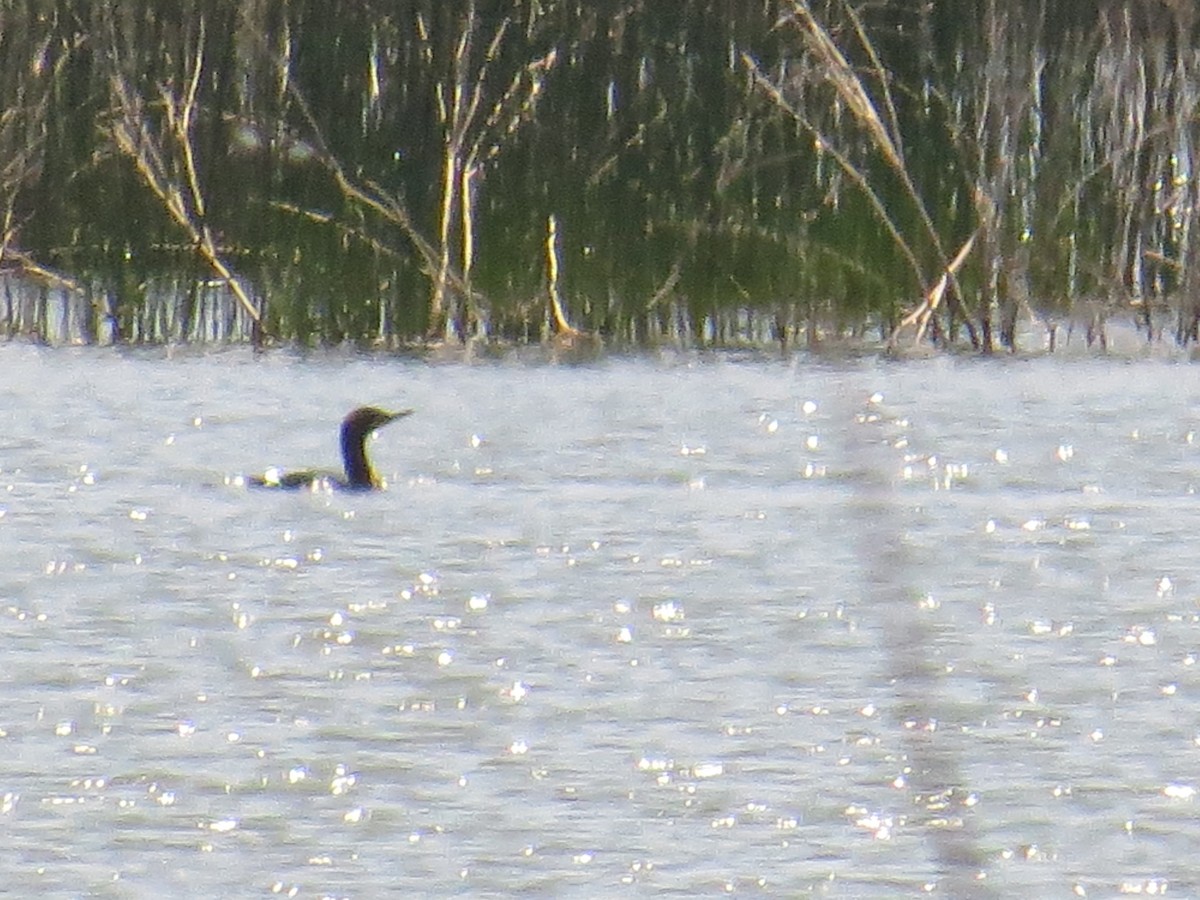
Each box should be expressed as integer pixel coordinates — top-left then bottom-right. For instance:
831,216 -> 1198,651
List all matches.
3,345 -> 1200,897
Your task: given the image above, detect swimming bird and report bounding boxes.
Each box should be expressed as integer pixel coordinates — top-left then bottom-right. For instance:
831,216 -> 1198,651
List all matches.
251,406 -> 412,491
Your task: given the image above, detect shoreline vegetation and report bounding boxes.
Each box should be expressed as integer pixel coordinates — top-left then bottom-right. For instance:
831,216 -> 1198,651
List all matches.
1,2 -> 1199,354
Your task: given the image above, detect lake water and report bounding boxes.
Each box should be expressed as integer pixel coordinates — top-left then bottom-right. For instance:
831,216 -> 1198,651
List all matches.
2,344 -> 1200,897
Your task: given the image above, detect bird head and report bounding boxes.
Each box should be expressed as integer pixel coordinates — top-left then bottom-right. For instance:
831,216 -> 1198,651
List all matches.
344,406 -> 414,435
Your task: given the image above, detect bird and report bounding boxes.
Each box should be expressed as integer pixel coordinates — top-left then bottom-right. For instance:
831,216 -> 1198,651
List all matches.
250,406 -> 412,491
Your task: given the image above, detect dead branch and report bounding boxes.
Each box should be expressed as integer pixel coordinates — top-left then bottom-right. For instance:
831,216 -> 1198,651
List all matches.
108,42 -> 264,338
890,231 -> 978,346
1,247 -> 83,293
647,261 -> 683,311
741,52 -> 929,298
281,70 -> 482,328
755,2 -> 981,348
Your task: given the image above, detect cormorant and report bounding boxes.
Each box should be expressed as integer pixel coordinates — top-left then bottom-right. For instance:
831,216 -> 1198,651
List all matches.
251,406 -> 412,491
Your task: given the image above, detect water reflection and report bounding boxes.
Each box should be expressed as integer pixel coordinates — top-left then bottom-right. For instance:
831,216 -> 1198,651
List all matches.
1,349 -> 1199,894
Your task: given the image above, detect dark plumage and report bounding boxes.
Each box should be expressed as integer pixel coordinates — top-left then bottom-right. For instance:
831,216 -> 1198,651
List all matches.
251,406 -> 412,491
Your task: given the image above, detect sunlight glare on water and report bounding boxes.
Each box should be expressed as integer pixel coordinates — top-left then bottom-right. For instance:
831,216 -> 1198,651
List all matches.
2,347 -> 1200,895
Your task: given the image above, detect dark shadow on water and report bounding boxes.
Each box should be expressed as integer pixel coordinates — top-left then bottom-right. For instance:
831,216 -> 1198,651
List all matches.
844,396 -> 998,897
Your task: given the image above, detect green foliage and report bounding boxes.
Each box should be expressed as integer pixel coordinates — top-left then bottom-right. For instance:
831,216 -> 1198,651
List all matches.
1,1 -> 1199,350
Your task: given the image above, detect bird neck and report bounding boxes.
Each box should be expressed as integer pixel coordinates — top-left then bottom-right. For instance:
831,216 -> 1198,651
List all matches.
341,425 -> 376,489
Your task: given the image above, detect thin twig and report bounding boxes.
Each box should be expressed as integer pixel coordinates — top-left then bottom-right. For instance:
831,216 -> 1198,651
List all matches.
891,231 -> 978,346
741,52 -> 929,299
109,75 -> 263,332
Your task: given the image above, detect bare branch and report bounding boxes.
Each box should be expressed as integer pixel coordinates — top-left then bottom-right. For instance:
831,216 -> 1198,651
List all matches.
891,231 -> 978,347
741,52 -> 928,298
108,71 -> 263,332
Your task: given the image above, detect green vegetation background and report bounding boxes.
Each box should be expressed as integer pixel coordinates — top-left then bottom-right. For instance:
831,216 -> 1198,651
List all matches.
1,1 -> 1197,352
